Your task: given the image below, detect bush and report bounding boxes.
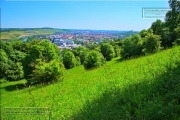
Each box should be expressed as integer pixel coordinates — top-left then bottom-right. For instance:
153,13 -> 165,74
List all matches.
23,40 -> 61,79
79,51 -> 88,64
0,78 -> 7,84
121,34 -> 143,59
83,51 -> 105,69
28,60 -> 64,85
71,46 -> 86,57
76,56 -> 81,66
0,45 -> 25,81
114,45 -> 121,57
40,40 -> 60,62
139,29 -> 148,38
5,62 -> 24,81
63,51 -> 76,69
173,39 -> 180,45
0,49 -> 9,79
71,46 -> 88,65
100,43 -> 115,61
142,34 -> 162,54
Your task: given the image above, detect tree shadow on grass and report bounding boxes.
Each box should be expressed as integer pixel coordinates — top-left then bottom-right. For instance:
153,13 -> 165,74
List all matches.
114,57 -> 124,63
1,79 -> 63,92
72,62 -> 180,120
0,83 -> 26,91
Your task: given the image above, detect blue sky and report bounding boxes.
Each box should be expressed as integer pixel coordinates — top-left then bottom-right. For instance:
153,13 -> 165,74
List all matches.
0,0 -> 169,31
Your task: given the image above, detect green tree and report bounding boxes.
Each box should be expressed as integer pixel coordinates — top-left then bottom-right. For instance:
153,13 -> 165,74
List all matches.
79,51 -> 88,64
165,0 -> 180,31
71,46 -> 88,64
11,50 -> 26,63
114,45 -> 121,57
175,24 -> 180,39
100,43 -> 115,61
1,42 -> 14,58
23,40 -> 61,79
28,60 -> 64,85
5,62 -> 24,81
83,51 -> 105,69
76,56 -> 81,66
142,34 -> 162,54
1,42 -> 26,81
23,45 -> 44,77
121,34 -> 143,59
11,40 -> 26,52
60,48 -> 70,59
71,46 -> 86,57
40,40 -> 60,62
63,51 -> 76,69
174,24 -> 180,45
164,0 -> 180,47
151,19 -> 164,35
0,49 -> 9,79
139,29 -> 148,38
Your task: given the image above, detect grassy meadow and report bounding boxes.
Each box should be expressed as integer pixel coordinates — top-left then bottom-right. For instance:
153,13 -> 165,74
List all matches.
1,46 -> 180,119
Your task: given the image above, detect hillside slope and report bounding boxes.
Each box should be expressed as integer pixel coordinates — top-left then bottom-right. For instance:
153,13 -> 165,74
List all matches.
0,28 -> 64,40
1,46 -> 180,119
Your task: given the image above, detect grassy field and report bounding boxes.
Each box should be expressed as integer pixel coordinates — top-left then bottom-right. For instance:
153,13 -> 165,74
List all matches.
0,28 -> 64,40
1,46 -> 180,120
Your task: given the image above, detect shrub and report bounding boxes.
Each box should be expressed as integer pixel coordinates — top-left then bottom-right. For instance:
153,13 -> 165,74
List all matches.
23,40 -> 61,79
28,60 -> 64,85
173,39 -> 180,45
71,46 -> 88,65
40,40 -> 60,62
79,51 -> 88,64
0,78 -> 7,84
5,62 -> 24,81
0,49 -> 9,79
139,29 -> 148,38
83,51 -> 105,69
114,45 -> 121,57
142,34 -> 162,54
0,45 -> 25,81
76,56 -> 81,66
63,51 -> 76,69
121,34 -> 143,59
100,43 -> 115,61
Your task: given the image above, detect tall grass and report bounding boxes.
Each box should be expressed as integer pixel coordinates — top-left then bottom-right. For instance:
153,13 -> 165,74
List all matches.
1,46 -> 180,119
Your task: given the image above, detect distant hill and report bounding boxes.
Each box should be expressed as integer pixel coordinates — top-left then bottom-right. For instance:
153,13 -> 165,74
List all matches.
0,28 -> 139,40
0,28 -> 64,40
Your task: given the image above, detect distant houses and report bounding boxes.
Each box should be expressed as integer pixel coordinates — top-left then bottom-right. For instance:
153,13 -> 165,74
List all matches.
51,38 -> 79,50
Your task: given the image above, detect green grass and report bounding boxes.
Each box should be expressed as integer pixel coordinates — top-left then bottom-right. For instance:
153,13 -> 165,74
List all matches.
1,46 -> 180,120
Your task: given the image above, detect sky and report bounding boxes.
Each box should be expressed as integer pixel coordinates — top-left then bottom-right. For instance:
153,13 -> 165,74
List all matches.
0,0 -> 169,31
